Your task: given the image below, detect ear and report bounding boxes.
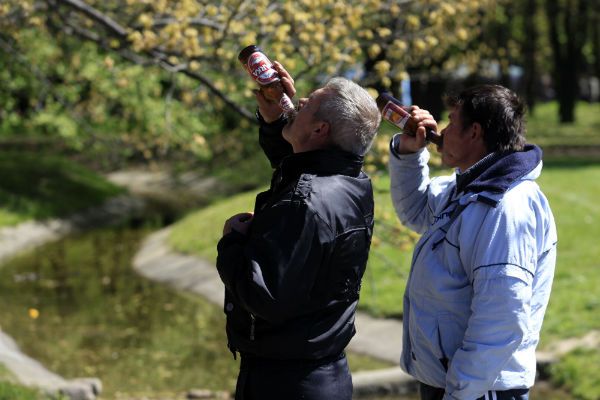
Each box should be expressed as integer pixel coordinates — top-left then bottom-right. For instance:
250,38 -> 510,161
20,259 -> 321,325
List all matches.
312,121 -> 330,139
470,122 -> 484,141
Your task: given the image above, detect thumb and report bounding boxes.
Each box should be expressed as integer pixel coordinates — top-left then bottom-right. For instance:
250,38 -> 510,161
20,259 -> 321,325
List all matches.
415,126 -> 427,147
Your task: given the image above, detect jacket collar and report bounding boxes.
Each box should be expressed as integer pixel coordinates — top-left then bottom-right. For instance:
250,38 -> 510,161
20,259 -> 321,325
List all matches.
279,148 -> 364,182
456,144 -> 542,194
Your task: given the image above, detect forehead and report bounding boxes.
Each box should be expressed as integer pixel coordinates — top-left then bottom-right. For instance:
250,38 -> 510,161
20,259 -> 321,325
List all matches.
307,87 -> 331,103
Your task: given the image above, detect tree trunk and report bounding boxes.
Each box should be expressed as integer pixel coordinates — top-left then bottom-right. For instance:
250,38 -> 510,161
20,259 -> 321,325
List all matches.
523,0 -> 537,113
409,76 -> 445,121
545,0 -> 589,123
593,7 -> 600,83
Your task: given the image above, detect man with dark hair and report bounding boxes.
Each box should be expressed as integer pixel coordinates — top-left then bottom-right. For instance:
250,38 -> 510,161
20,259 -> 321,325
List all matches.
389,84 -> 557,400
216,62 -> 381,400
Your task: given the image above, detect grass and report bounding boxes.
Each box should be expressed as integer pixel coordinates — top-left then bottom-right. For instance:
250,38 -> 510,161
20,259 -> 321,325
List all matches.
536,161 -> 600,344
526,101 -> 600,147
168,163 -> 600,326
169,100 -> 600,398
169,189 -> 259,262
0,151 -> 123,227
0,365 -> 59,400
550,348 -> 600,400
168,163 -> 600,396
169,161 -> 600,398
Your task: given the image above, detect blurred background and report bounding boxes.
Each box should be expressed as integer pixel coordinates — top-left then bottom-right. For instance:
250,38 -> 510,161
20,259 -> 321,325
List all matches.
0,0 -> 598,399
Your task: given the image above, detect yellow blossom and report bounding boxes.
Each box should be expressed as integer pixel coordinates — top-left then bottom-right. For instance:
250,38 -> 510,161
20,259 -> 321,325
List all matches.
368,44 -> 381,59
377,27 -> 392,38
381,76 -> 391,88
104,56 -> 114,69
374,60 -> 391,77
456,28 -> 468,41
406,15 -> 420,30
138,13 -> 153,29
366,87 -> 379,100
28,308 -> 39,319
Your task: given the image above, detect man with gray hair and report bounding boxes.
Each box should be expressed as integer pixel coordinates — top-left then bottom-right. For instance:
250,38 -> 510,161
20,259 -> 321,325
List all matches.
216,63 -> 381,400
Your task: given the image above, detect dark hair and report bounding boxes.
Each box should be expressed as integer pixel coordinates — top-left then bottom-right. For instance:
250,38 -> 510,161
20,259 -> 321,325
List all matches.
444,84 -> 526,152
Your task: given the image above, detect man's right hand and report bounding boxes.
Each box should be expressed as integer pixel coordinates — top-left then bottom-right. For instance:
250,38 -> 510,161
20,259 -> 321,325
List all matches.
255,61 -> 296,123
396,106 -> 438,154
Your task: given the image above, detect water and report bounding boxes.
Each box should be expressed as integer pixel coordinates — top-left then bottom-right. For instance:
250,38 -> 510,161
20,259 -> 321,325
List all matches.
0,222 -> 574,399
0,225 -> 238,398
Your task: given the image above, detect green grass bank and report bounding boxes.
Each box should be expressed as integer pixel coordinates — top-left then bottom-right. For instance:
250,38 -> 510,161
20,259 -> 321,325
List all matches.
169,100 -> 600,399
0,151 -> 123,227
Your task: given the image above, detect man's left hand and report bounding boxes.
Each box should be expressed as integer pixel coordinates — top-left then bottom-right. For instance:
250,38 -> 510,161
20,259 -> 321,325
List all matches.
223,212 -> 254,236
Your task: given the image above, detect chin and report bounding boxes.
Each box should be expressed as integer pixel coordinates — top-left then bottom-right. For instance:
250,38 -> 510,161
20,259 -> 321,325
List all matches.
282,128 -> 292,145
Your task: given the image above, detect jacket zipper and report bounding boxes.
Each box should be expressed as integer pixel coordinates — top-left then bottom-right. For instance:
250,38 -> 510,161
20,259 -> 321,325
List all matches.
249,313 -> 256,341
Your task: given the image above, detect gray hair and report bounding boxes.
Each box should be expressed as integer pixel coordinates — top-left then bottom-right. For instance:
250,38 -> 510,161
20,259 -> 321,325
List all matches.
314,77 -> 381,156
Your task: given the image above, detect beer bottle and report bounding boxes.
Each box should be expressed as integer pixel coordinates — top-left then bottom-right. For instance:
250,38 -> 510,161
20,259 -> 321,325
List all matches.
376,92 -> 443,146
238,45 -> 295,114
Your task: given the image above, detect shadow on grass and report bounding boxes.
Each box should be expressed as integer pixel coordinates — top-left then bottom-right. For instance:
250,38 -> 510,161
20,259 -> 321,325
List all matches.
0,151 -> 122,223
543,156 -> 600,169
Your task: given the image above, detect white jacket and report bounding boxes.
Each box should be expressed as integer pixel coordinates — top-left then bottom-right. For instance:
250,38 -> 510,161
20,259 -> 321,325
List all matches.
389,138 -> 557,400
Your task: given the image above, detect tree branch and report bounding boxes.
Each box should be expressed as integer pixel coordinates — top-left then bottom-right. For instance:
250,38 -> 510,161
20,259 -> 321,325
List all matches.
54,0 -> 128,37
51,0 -> 255,122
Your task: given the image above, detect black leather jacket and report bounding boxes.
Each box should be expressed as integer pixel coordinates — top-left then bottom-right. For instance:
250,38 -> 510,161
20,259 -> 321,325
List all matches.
216,115 -> 374,360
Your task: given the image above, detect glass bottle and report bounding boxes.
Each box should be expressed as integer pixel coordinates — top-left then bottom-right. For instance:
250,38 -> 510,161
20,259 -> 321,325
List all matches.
238,45 -> 295,114
376,92 -> 443,146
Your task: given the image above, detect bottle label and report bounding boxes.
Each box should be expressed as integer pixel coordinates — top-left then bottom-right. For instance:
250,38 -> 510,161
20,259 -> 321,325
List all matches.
279,93 -> 295,113
245,51 -> 279,85
382,101 -> 410,129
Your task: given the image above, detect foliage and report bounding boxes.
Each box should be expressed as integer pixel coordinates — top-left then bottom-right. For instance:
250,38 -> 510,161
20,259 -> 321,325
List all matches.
0,0 -> 498,163
0,151 -> 123,227
0,29 -> 221,165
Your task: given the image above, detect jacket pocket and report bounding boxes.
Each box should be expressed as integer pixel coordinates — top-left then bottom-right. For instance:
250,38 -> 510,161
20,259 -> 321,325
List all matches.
437,312 -> 467,363
329,228 -> 369,301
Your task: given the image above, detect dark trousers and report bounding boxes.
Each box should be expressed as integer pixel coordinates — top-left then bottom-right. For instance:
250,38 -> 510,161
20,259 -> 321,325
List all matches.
235,352 -> 352,400
420,382 -> 529,400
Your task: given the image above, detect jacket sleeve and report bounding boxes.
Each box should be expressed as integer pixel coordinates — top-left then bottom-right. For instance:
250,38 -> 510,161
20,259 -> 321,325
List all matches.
257,111 -> 293,168
216,199 -> 328,323
443,202 -> 540,400
388,134 -> 433,234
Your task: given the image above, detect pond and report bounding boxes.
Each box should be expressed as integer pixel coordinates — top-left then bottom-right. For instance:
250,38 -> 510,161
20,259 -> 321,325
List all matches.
0,221 -> 575,399
0,224 -> 239,398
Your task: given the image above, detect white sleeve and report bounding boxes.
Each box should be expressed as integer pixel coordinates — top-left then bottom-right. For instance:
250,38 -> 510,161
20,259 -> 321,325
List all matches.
388,134 -> 432,234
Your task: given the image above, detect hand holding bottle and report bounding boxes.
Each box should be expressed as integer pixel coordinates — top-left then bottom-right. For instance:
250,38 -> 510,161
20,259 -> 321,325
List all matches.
255,62 -> 296,123
239,45 -> 296,122
376,92 -> 442,153
396,106 -> 439,154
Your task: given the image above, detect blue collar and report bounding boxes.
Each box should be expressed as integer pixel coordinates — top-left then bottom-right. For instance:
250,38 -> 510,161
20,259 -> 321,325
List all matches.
456,144 -> 542,194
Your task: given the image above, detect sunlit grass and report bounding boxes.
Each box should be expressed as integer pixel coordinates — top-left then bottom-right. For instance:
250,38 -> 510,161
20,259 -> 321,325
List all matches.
526,101 -> 600,147
169,161 -> 600,398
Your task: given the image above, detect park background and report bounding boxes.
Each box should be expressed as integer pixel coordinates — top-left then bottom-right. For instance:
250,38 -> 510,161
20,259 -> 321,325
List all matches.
0,0 -> 599,399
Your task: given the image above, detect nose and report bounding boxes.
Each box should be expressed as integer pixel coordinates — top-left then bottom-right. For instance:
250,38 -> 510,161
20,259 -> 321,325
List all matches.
298,98 -> 308,110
